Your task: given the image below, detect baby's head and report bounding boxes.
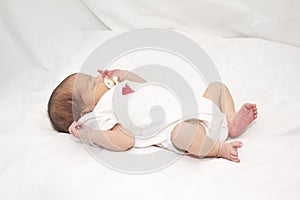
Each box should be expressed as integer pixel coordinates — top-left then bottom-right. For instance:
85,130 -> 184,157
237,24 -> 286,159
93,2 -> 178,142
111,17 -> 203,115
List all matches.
48,73 -> 108,133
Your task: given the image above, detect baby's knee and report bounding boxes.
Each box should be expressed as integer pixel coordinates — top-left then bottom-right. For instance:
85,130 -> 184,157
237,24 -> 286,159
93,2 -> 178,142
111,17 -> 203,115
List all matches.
170,121 -> 202,151
208,82 -> 226,90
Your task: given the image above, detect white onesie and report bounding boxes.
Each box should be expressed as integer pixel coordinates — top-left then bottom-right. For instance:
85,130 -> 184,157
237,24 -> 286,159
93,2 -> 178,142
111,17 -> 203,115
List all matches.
79,80 -> 228,154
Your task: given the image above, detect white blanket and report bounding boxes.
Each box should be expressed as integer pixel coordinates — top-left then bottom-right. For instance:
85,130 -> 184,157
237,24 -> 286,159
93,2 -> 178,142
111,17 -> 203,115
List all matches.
0,1 -> 300,200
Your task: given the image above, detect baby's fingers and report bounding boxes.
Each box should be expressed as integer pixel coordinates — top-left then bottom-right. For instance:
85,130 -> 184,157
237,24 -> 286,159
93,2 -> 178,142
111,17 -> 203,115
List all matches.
68,121 -> 76,133
97,69 -> 104,75
99,69 -> 119,78
105,69 -> 118,77
68,121 -> 82,138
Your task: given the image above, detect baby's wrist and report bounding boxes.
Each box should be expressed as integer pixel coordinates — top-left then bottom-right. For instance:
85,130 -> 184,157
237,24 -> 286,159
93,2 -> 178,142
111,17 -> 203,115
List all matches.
117,70 -> 128,82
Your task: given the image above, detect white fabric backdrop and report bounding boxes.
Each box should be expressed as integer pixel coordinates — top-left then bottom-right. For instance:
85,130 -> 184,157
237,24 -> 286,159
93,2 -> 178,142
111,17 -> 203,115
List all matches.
83,0 -> 300,47
0,1 -> 300,200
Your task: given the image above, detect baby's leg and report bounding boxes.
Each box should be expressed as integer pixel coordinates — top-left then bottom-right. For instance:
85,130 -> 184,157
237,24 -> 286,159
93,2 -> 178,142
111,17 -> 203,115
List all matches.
171,121 -> 243,162
202,82 -> 236,122
202,82 -> 258,138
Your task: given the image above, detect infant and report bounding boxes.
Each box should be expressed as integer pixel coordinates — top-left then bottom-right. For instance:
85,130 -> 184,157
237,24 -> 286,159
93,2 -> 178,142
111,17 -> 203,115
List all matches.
48,69 -> 258,162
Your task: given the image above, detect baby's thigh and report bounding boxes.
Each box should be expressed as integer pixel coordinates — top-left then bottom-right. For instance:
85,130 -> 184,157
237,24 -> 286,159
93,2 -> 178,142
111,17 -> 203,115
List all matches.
170,120 -> 206,152
202,82 -> 224,111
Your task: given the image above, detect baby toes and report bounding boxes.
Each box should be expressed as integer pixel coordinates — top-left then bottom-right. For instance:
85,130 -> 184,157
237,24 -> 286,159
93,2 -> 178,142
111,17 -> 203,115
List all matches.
232,157 -> 240,163
244,103 -> 253,110
232,141 -> 243,148
253,107 -> 258,119
231,148 -> 238,156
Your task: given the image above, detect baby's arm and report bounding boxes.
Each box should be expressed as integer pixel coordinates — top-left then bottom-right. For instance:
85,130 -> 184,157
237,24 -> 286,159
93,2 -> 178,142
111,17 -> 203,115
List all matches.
98,69 -> 146,83
119,70 -> 146,83
69,121 -> 135,151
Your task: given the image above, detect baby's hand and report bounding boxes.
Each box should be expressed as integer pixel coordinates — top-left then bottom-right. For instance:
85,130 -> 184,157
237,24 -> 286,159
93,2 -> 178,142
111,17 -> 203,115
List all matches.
68,121 -> 91,139
97,69 -> 145,83
97,69 -> 119,78
98,69 -> 125,88
68,121 -> 81,138
97,69 -> 127,81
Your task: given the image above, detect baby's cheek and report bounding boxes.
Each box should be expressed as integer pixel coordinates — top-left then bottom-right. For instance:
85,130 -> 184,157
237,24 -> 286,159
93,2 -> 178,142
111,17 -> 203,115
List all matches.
94,83 -> 109,105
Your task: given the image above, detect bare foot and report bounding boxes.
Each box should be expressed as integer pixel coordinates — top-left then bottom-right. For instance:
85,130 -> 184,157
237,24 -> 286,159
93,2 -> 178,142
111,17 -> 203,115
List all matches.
229,103 -> 257,138
218,141 -> 243,162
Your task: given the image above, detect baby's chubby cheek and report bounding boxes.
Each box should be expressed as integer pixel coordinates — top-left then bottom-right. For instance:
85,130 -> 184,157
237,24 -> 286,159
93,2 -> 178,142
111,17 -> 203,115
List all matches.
94,82 -> 109,105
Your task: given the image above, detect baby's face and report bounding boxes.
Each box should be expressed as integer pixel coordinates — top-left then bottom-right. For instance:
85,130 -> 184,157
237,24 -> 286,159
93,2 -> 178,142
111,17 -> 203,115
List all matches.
74,73 -> 109,107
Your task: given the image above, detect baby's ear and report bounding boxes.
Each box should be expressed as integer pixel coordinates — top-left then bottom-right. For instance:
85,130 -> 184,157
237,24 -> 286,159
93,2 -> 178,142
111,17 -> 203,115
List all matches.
80,107 -> 93,117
